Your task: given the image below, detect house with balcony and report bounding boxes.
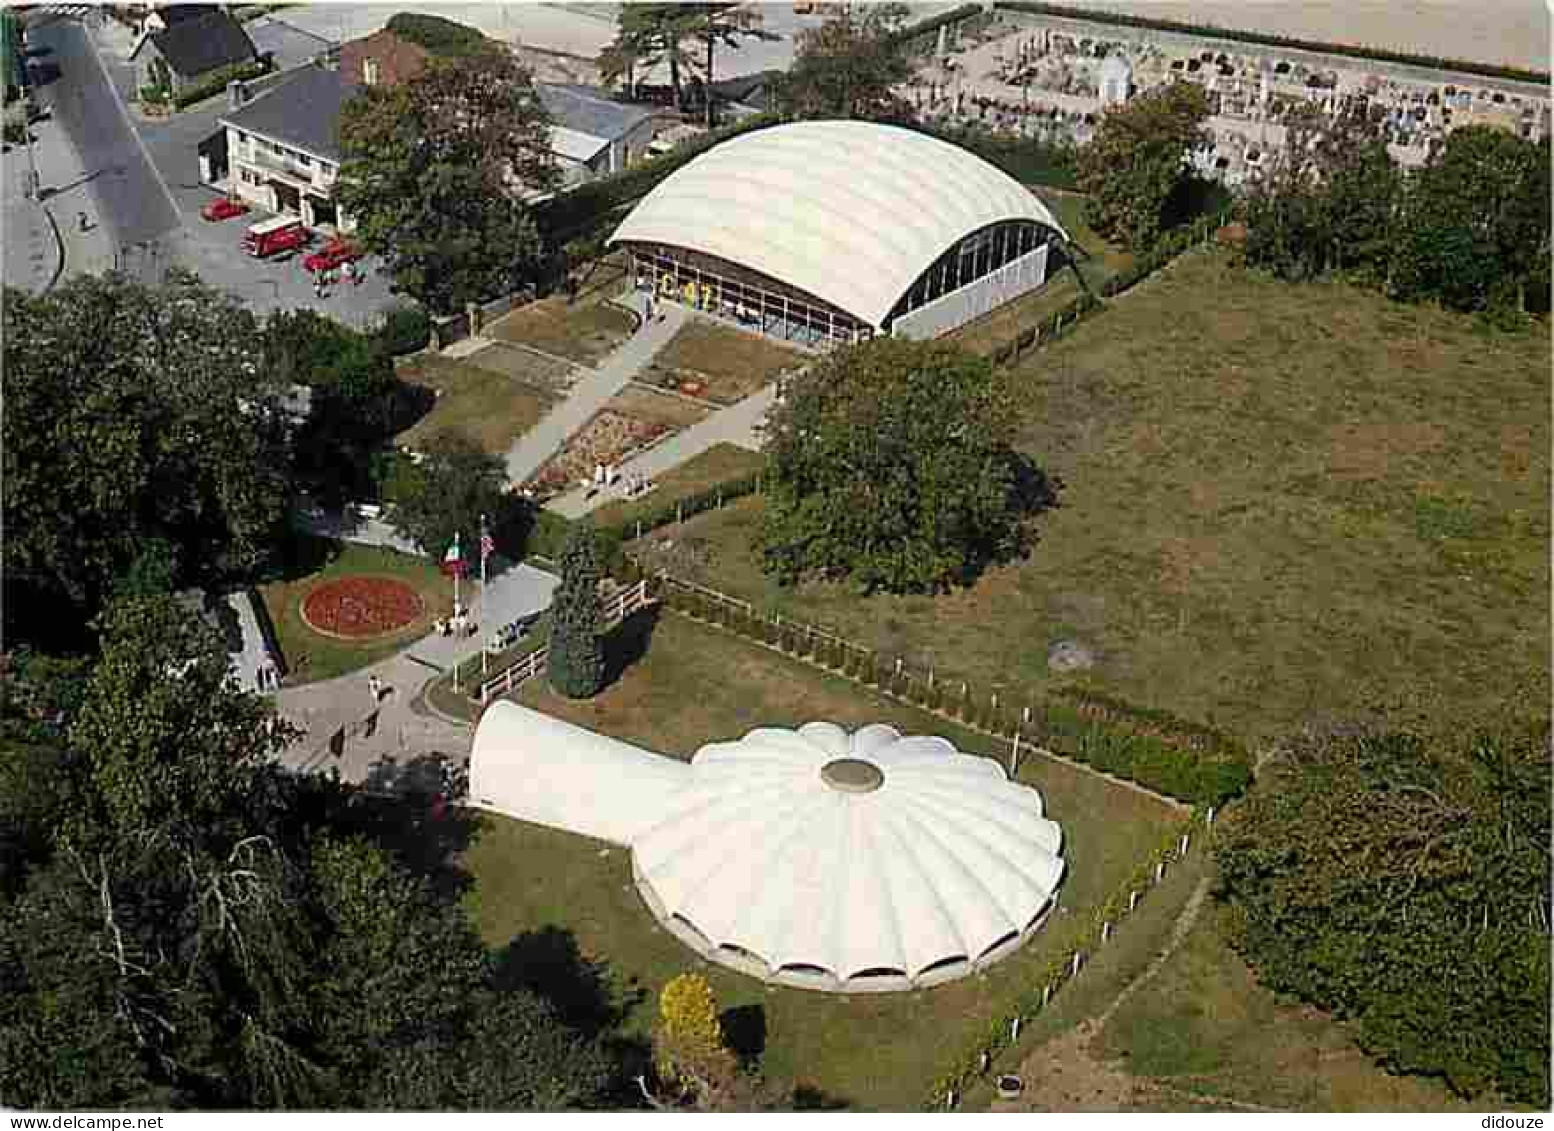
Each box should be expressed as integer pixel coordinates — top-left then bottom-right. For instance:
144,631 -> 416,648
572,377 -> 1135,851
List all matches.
217,62 -> 359,233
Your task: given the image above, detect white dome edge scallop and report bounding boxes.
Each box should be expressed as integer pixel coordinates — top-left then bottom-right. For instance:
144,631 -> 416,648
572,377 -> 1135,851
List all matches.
631,722 -> 1066,993
608,120 -> 1071,331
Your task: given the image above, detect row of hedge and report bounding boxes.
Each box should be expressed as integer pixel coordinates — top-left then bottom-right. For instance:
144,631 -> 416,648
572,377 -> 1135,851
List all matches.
926,812 -> 1205,1109
171,59 -> 270,111
993,0 -> 1550,85
656,579 -> 1251,806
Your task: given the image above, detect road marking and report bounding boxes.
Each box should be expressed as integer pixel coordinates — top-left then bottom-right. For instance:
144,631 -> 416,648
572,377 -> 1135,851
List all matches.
78,20 -> 183,247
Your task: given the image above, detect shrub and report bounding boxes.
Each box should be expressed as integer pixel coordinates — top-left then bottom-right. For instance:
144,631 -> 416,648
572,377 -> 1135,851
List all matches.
172,60 -> 269,110
377,305 -> 431,356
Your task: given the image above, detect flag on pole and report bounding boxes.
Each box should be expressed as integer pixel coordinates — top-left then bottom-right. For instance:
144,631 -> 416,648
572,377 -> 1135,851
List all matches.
441,534 -> 466,577
480,529 -> 495,563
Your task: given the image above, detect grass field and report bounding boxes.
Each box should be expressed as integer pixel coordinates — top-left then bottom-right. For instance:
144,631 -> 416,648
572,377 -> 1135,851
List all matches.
461,610 -> 1182,1110
588,443 -> 766,533
257,535 -> 454,685
1089,906 -> 1476,1112
642,319 -> 805,404
646,250 -> 1550,748
395,354 -> 558,457
487,297 -> 637,368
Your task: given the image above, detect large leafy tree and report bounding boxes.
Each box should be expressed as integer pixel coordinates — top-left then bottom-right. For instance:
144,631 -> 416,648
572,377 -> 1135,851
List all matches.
602,3 -> 700,110
337,46 -> 558,315
0,592 -> 619,1110
760,339 -> 1049,594
2,273 -> 293,642
1075,80 -> 1210,251
384,434 -> 508,562
1243,103 -> 1401,283
547,525 -> 607,700
1388,125 -> 1550,315
687,3 -> 775,127
1215,724 -> 1551,1106
777,3 -> 912,121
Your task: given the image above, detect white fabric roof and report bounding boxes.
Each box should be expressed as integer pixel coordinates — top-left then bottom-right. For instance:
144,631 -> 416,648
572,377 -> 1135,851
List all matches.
608,120 -> 1069,330
468,702 -> 689,845
634,721 -> 1064,983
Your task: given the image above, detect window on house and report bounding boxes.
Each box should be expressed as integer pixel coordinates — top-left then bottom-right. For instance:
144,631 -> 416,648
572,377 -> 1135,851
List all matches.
363,58 -> 380,86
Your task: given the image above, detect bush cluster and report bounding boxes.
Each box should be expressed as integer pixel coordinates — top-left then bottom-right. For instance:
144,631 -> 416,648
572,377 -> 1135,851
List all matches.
992,1 -> 1550,85
172,60 -> 270,111
376,305 -> 431,356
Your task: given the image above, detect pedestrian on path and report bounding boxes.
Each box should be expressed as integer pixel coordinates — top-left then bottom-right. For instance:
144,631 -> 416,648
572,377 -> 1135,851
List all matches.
368,674 -> 382,705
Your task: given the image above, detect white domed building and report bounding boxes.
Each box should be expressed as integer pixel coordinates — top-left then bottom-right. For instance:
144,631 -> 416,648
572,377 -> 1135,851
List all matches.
609,120 -> 1071,346
470,704 -> 1066,993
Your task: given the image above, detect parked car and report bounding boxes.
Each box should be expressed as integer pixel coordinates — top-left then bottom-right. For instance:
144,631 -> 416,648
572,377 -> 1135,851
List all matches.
242,215 -> 310,258
201,196 -> 250,222
303,236 -> 362,275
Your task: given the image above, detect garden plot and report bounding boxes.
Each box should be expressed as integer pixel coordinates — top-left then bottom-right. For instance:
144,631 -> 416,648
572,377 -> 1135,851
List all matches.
460,341 -> 581,394
485,296 -> 637,368
395,354 -> 558,457
641,319 -> 805,405
523,386 -> 712,498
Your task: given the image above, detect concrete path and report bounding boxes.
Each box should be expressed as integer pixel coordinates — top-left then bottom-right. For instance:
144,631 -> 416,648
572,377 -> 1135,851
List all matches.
547,384 -> 776,520
503,291 -> 686,485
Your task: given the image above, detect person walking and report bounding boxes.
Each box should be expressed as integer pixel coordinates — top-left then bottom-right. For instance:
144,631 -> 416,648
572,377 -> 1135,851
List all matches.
368,674 -> 382,705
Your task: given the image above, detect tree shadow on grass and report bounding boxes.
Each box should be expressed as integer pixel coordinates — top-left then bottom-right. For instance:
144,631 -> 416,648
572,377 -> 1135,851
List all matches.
720,1003 -> 766,1067
493,924 -> 644,1036
259,529 -> 341,584
602,602 -> 661,687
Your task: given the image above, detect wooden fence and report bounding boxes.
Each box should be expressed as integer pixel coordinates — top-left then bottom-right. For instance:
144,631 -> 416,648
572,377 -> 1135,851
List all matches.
474,578 -> 655,704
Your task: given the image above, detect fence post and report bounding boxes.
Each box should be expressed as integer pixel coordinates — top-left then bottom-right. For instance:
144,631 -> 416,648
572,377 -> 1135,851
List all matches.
1101,920 -> 1112,944
1129,890 -> 1139,913
677,501 -> 683,525
1071,951 -> 1082,977
716,489 -> 723,510
1155,861 -> 1166,884
1179,833 -> 1190,857
636,519 -> 642,541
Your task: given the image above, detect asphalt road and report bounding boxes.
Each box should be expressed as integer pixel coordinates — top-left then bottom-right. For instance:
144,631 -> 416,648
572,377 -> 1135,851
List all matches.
27,17 -> 180,253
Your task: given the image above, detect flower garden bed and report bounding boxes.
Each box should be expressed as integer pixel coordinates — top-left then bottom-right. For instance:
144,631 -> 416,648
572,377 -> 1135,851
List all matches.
300,575 -> 425,640
524,409 -> 672,499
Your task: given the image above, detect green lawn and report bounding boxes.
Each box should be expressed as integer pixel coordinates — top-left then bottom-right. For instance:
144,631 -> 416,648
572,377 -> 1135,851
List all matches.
588,443 -> 766,534
395,354 -> 558,457
643,250 -> 1550,749
461,610 -> 1181,1110
257,535 -> 454,685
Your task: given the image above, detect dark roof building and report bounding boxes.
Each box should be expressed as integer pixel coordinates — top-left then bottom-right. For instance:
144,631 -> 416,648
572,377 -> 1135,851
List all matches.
132,8 -> 257,88
221,62 -> 359,164
536,83 -> 654,145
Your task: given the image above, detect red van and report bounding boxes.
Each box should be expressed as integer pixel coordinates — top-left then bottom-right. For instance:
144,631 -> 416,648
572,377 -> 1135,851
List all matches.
242,215 -> 310,259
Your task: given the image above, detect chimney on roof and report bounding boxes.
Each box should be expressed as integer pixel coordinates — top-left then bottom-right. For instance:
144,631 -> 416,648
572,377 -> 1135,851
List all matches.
228,79 -> 252,110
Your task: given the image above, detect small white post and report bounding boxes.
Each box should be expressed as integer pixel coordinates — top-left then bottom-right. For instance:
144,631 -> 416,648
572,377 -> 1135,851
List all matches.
978,1050 -> 991,1075
1023,705 -> 1031,724
946,1088 -> 957,1110
895,657 -> 903,676
1129,890 -> 1139,913
1041,984 -> 1051,1008
676,501 -> 683,524
1155,861 -> 1166,883
1206,805 -> 1216,826
1011,1015 -> 1022,1041
1008,730 -> 1021,777
1101,921 -> 1112,944
928,667 -> 935,688
1071,951 -> 1082,977
1179,833 -> 1190,857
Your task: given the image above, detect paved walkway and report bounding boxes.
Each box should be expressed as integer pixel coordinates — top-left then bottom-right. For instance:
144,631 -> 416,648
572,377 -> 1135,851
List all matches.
547,384 -> 776,520
503,291 -> 686,485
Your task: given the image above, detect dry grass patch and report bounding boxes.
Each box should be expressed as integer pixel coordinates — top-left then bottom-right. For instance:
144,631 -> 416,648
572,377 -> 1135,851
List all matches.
642,319 -> 805,404
395,354 -> 557,457
486,297 -> 636,367
460,341 -> 579,393
653,251 -> 1550,748
605,383 -> 713,433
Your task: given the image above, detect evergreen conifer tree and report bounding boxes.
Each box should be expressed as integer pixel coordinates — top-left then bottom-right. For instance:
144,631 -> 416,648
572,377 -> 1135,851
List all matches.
548,526 -> 607,699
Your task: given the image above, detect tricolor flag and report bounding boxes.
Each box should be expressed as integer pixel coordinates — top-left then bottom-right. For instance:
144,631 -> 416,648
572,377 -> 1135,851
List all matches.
480,530 -> 495,563
441,534 -> 467,577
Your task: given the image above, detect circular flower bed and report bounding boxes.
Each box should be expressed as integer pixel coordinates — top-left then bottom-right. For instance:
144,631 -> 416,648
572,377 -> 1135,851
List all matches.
300,575 -> 425,640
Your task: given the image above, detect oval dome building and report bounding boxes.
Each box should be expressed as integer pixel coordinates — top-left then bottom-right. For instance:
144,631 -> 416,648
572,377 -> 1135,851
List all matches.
469,704 -> 1066,994
609,120 -> 1071,346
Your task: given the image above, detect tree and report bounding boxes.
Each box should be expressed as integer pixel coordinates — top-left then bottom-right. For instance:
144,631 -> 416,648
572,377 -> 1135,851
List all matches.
2,272 -> 294,642
1388,126 -> 1550,315
547,525 -> 607,699
337,47 -> 558,314
777,3 -> 912,121
262,309 -> 423,504
1243,103 -> 1401,283
1075,80 -> 1210,251
759,338 -> 1049,594
384,434 -> 508,561
687,3 -> 775,128
604,3 -> 701,111
1215,724 -> 1551,1106
652,973 -> 738,1106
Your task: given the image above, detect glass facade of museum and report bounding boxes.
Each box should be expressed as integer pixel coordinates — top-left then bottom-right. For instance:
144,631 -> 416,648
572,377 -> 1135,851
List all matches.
885,220 -> 1058,326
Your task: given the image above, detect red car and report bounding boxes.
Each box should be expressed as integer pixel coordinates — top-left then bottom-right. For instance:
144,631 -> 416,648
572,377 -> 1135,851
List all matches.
303,237 -> 362,275
201,197 -> 250,222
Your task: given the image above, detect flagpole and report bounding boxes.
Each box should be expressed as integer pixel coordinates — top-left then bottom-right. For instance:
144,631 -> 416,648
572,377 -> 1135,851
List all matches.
451,531 -> 462,695
480,513 -> 489,677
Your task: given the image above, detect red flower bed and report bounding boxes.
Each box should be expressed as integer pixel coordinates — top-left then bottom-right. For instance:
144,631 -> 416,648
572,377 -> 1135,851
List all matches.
301,575 -> 425,639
